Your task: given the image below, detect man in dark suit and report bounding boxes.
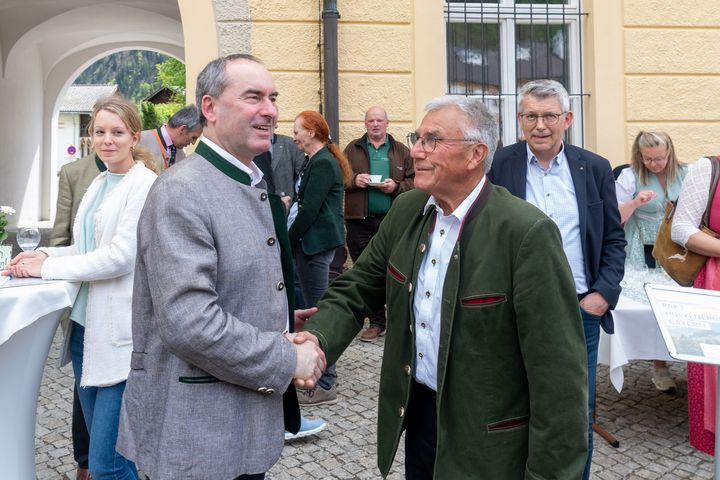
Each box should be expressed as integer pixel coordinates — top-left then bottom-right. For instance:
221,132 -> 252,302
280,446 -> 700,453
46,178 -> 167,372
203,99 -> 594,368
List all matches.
252,132 -> 306,210
488,79 -> 626,480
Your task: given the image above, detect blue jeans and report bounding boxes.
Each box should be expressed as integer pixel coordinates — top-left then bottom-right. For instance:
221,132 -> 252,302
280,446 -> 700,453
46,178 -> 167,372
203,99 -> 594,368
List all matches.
70,324 -> 138,480
580,309 -> 601,480
295,247 -> 337,390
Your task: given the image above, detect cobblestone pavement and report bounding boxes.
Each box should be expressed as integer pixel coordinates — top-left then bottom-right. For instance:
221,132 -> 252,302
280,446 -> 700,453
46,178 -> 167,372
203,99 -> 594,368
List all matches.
35,327 -> 713,479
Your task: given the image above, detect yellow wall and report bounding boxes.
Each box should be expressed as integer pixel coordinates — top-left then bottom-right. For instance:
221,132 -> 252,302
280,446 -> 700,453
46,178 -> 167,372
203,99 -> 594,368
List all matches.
247,0 -> 444,146
558,0 -> 720,167
185,0 -> 720,170
178,0 -> 219,113
584,0 -> 625,165
623,0 -> 720,165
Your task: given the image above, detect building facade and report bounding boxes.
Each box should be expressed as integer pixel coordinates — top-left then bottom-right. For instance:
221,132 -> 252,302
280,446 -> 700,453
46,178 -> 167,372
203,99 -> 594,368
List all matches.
0,0 -> 717,226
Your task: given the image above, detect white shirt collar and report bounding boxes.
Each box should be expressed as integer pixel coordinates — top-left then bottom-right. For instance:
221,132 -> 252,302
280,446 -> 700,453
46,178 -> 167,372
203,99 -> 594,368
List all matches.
201,137 -> 265,187
526,142 -> 566,168
160,124 -> 173,149
422,175 -> 487,220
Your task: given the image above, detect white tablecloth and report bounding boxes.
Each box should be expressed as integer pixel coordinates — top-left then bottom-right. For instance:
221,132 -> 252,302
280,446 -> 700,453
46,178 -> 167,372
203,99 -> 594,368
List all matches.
598,295 -> 675,393
0,280 -> 79,479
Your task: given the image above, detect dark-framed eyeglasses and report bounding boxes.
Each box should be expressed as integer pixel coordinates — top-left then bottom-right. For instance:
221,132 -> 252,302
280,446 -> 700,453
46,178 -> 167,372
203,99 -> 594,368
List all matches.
406,132 -> 479,153
518,112 -> 566,126
641,155 -> 668,165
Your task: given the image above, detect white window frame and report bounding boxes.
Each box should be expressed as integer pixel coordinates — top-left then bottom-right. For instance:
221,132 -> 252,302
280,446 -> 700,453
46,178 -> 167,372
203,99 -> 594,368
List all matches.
445,0 -> 584,147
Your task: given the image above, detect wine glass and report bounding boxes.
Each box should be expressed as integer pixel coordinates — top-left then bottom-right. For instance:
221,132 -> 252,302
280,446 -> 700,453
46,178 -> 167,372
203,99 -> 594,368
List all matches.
17,227 -> 41,252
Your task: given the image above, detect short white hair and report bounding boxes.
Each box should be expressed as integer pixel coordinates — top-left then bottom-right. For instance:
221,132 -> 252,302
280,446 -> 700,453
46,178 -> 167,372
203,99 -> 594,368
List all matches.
424,95 -> 499,172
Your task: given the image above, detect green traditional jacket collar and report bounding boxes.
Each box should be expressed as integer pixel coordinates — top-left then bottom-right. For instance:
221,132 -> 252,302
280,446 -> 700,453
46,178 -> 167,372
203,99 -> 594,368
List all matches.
195,139 -> 297,326
194,141 -> 252,186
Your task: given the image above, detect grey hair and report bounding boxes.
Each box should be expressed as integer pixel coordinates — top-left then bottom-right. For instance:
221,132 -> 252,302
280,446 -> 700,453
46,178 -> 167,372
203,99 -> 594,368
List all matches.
168,104 -> 201,131
424,95 -> 499,172
195,53 -> 263,126
517,79 -> 570,113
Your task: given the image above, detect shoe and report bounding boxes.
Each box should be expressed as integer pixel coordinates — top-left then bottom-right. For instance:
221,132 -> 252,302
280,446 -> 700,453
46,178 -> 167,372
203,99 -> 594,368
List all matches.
297,383 -> 338,406
285,415 -> 327,440
652,367 -> 677,393
359,324 -> 385,342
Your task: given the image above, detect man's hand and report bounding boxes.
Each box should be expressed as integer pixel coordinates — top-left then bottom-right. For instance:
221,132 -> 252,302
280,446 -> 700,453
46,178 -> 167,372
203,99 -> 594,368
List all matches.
3,250 -> 48,278
290,332 -> 326,389
293,307 -> 318,332
376,178 -> 397,194
354,173 -> 371,188
579,291 -> 609,317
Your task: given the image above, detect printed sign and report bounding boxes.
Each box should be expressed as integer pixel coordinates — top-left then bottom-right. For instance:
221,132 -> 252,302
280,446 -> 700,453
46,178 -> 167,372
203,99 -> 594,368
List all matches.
645,283 -> 720,366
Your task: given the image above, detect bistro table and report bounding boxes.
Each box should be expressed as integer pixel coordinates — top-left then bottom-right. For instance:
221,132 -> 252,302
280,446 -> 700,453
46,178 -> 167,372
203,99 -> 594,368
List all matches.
598,295 -> 675,392
597,267 -> 679,392
0,279 -> 79,479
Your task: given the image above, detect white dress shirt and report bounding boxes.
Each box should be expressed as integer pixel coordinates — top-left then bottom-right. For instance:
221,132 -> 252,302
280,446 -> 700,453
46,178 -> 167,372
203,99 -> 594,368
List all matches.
525,144 -> 587,294
672,157 -> 713,247
202,137 -> 265,187
412,176 -> 486,391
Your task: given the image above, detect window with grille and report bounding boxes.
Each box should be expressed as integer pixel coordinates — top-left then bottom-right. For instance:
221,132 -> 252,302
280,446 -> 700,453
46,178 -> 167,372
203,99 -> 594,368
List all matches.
445,0 -> 586,148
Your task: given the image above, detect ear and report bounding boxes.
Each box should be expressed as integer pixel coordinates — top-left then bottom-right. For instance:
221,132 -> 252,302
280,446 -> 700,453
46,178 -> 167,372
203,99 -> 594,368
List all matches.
468,143 -> 489,171
563,110 -> 574,130
201,95 -> 217,124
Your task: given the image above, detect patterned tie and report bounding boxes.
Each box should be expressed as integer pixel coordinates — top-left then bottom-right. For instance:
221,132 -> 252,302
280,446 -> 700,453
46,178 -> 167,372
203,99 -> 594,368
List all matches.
169,145 -> 177,166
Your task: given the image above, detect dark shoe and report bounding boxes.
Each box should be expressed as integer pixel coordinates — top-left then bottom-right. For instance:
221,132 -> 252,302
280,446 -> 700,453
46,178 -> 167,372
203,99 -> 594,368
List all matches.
360,324 -> 385,342
297,383 -> 338,406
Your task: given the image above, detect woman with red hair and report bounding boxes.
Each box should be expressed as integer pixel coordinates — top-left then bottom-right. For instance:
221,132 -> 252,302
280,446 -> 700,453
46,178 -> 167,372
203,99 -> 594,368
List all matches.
289,110 -> 352,405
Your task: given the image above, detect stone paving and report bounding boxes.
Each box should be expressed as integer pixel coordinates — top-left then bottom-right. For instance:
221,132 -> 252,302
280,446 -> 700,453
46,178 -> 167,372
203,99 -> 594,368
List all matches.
34,326 -> 714,479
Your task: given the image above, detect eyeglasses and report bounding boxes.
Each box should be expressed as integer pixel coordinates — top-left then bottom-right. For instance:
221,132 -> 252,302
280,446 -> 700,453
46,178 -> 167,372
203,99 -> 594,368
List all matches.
406,133 -> 478,153
642,156 -> 668,165
518,112 -> 566,126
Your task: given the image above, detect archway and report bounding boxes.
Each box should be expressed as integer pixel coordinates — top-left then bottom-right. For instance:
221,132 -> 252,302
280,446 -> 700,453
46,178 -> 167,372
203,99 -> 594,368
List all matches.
0,1 -> 184,227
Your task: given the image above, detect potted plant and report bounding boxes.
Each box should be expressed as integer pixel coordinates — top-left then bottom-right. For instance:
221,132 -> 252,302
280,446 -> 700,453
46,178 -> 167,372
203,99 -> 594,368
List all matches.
0,206 -> 15,270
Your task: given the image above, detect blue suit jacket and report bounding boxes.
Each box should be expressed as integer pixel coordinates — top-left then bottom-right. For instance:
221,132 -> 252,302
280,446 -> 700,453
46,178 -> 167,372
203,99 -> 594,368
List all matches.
488,141 -> 626,333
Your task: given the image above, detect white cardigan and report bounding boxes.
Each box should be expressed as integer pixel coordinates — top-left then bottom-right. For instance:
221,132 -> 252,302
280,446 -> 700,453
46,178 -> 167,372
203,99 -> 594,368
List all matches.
41,162 -> 157,387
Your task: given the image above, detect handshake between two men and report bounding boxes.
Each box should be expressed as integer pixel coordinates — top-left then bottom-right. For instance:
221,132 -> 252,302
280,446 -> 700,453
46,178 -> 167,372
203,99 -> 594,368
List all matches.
287,307 -> 325,389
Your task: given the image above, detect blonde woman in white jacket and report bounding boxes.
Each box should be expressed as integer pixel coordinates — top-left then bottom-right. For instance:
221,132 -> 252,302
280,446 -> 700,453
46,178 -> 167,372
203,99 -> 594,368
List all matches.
6,95 -> 158,480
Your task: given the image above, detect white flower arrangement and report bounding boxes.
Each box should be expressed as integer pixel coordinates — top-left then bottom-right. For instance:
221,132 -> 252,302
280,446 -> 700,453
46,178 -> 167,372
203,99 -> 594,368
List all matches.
0,205 -> 15,244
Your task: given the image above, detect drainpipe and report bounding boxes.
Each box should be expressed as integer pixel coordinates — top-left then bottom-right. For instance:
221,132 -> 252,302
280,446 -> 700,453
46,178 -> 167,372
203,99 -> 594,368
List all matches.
322,0 -> 340,144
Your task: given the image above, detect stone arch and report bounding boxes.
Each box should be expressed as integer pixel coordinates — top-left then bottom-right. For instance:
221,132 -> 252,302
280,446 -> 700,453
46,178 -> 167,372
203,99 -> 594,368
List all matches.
0,1 -> 185,225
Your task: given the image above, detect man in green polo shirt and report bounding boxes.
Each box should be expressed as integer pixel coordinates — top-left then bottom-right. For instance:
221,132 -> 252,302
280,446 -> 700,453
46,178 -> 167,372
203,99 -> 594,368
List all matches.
343,106 -> 414,341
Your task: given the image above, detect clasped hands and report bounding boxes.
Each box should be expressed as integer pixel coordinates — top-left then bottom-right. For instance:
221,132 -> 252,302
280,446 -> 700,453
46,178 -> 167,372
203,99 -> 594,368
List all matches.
1,250 -> 47,278
287,307 -> 326,389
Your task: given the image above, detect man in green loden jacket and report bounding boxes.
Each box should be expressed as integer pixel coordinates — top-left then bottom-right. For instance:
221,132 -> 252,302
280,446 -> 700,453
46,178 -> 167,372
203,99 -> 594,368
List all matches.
300,95 -> 588,479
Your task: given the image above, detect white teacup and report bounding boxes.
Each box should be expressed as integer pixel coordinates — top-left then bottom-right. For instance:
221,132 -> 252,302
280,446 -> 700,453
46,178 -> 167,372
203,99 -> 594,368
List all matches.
368,175 -> 382,184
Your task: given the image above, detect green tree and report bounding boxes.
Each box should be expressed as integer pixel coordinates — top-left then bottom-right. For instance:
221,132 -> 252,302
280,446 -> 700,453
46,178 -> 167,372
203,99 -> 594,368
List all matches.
140,101 -> 161,130
74,50 -> 169,102
156,58 -> 186,103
